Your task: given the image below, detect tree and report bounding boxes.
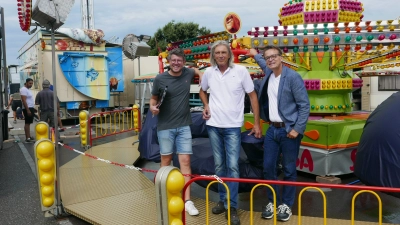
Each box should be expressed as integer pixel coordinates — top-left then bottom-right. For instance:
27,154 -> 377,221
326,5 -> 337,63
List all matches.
148,20 -> 211,56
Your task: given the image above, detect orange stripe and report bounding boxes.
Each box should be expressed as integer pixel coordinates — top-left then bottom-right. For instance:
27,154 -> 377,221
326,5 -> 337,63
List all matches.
298,52 -> 305,64
304,130 -> 320,140
244,121 -> 254,130
316,52 -> 325,63
335,51 -> 342,58
301,141 -> 359,150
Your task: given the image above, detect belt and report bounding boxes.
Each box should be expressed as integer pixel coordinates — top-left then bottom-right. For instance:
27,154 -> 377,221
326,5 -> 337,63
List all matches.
270,122 -> 285,128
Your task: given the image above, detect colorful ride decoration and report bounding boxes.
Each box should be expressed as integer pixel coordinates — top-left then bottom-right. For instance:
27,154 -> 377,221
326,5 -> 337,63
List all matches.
278,0 -> 364,26
165,31 -> 231,63
17,0 -> 32,32
161,1 -> 399,176
224,12 -> 242,34
241,0 -> 400,175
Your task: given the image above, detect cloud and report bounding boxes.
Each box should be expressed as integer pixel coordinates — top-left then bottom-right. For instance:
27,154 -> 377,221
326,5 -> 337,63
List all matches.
2,0 -> 399,65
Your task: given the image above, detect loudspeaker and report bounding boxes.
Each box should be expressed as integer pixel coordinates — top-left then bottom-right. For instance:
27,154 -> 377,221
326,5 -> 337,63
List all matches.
10,83 -> 20,94
32,0 -> 75,30
129,42 -> 151,57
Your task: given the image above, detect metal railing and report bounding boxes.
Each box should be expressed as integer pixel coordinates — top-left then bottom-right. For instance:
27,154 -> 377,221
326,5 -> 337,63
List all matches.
182,177 -> 400,225
88,107 -> 141,146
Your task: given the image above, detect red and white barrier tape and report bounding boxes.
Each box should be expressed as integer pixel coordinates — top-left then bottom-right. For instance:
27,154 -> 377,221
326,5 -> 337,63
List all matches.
59,142 -> 141,171
58,142 -> 223,183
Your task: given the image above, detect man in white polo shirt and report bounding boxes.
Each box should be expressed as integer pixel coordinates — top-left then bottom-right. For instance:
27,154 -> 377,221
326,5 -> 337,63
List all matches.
199,40 -> 261,225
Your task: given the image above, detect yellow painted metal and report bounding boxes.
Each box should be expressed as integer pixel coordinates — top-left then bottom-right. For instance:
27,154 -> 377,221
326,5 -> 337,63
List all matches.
93,109 -> 138,140
332,51 -> 336,66
351,190 -> 382,225
298,187 -> 327,225
296,52 -> 312,70
250,184 -> 277,225
330,51 -> 348,70
205,181 -> 229,225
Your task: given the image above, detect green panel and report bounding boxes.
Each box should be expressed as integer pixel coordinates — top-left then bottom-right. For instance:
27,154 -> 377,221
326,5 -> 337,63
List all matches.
294,51 -> 356,114
308,92 -> 352,113
296,119 -> 366,148
243,114 -> 366,149
243,114 -> 269,134
310,52 -> 331,71
326,119 -> 366,146
302,122 -> 329,145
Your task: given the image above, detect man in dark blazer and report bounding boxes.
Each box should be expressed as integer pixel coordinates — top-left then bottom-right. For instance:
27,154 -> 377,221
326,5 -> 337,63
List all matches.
249,46 -> 310,222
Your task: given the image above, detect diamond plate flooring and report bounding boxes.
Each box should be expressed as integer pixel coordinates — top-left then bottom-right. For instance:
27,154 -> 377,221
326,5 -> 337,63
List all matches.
60,135 -> 394,225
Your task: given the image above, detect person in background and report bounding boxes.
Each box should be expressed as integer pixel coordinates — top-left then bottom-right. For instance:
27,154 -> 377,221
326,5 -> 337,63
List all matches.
16,107 -> 24,120
20,78 -> 35,142
248,46 -> 310,222
35,80 -> 61,129
199,40 -> 262,225
150,48 -> 203,217
6,90 -> 23,123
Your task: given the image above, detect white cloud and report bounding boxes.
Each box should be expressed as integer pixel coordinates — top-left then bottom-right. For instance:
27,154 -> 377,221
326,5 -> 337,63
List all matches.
2,0 -> 399,65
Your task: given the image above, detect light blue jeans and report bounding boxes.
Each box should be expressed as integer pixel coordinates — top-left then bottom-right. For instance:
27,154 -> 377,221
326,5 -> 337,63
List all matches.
263,126 -> 302,208
207,126 -> 241,209
157,126 -> 192,155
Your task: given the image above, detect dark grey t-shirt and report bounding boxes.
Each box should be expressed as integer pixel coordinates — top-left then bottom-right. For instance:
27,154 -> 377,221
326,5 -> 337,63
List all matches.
35,88 -> 59,112
152,67 -> 195,131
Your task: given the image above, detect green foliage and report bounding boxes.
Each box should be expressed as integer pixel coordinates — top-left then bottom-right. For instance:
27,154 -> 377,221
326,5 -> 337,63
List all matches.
147,20 -> 211,56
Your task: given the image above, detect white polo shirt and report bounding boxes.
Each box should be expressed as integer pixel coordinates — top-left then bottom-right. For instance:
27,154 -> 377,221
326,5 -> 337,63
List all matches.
201,64 -> 254,127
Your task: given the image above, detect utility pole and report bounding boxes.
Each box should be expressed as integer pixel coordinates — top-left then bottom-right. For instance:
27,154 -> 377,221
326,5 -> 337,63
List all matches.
0,7 -> 7,148
81,0 -> 94,29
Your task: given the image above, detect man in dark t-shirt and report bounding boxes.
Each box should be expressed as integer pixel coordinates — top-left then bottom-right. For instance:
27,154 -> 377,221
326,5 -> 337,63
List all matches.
35,79 -> 60,128
150,48 -> 202,216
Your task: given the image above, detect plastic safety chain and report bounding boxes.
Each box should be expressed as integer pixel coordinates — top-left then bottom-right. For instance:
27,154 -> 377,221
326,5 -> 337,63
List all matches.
58,142 -> 223,183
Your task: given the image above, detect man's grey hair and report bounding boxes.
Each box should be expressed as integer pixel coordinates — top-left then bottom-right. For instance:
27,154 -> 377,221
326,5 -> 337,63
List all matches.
210,40 -> 235,68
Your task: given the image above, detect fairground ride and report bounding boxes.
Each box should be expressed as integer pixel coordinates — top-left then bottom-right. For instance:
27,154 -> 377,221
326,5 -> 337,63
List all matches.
161,0 -> 400,178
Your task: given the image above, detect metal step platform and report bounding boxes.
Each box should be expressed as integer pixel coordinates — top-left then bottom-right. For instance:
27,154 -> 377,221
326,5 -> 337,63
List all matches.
59,136 -> 391,224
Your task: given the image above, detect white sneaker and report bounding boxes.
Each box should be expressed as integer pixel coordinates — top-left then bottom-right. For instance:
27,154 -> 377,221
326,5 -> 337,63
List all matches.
185,200 -> 199,216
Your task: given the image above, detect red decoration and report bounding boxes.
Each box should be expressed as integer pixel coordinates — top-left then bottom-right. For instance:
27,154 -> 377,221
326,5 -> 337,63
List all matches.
17,0 -> 32,32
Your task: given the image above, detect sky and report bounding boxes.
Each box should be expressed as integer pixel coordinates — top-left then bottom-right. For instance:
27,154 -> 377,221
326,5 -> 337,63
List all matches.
1,0 -> 399,65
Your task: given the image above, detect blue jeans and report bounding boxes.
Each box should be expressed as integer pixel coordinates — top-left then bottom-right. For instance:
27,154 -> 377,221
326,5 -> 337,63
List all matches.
157,126 -> 192,155
207,126 -> 241,209
263,126 -> 302,208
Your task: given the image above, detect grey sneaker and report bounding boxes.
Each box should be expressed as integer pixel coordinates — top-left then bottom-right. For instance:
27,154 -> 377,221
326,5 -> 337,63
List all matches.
13,120 -> 17,124
212,201 -> 225,214
277,204 -> 292,222
225,207 -> 240,225
261,202 -> 274,219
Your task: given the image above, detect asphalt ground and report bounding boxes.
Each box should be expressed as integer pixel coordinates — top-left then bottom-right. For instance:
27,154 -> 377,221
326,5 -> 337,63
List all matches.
0,116 -> 89,225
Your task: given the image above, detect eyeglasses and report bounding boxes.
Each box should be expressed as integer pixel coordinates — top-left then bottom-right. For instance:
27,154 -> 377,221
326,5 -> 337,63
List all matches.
264,54 -> 281,61
170,59 -> 183,63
